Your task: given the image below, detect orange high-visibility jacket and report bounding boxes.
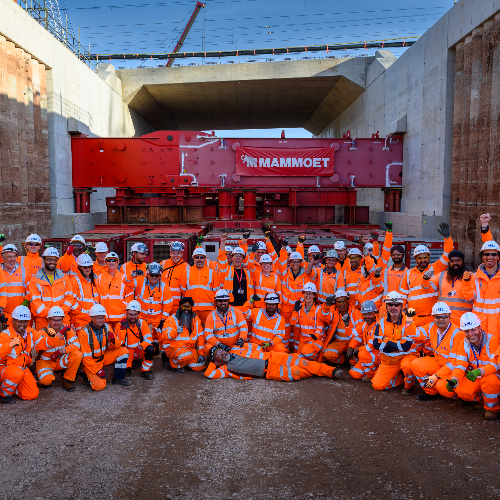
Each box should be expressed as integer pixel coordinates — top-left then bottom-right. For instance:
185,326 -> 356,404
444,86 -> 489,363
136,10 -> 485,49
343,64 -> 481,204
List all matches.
349,321 -> 379,350
0,264 -> 27,317
120,260 -> 148,277
356,272 -> 384,308
70,274 -> 101,329
114,318 -> 152,349
290,305 -> 326,345
18,253 -> 43,283
58,252 -> 79,277
343,266 -> 362,299
373,231 -> 392,266
248,308 -> 286,347
180,265 -> 220,312
381,265 -> 407,295
279,266 -> 317,314
451,332 -> 499,381
462,265 -> 500,336
36,326 -> 80,362
247,239 -> 278,274
204,306 -> 248,349
373,315 -> 417,364
250,270 -> 281,307
322,305 -> 362,345
160,259 -> 188,308
162,314 -> 205,352
315,267 -> 346,303
27,269 -> 74,327
0,268 -> 7,311
96,271 -> 131,322
93,261 -> 108,276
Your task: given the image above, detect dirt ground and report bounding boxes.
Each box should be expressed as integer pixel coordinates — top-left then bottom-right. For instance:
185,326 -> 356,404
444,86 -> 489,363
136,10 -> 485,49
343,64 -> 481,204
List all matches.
1,359 -> 500,500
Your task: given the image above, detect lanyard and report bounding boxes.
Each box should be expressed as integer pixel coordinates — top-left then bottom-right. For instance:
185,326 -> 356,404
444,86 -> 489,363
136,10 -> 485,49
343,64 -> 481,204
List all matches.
470,342 -> 481,369
451,277 -> 460,289
220,311 -> 230,331
436,323 -> 451,349
41,269 -> 55,284
234,269 -> 244,289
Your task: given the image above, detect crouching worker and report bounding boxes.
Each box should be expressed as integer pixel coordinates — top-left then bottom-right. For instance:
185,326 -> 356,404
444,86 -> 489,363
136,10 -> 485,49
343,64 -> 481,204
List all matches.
162,297 -> 206,373
0,306 -> 62,404
205,345 -> 344,381
116,301 -> 154,380
77,304 -> 131,391
36,306 -> 83,392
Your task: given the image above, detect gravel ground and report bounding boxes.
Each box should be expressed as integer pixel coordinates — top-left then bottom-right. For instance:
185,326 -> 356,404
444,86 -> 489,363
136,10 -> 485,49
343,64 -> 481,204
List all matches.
1,359 -> 500,500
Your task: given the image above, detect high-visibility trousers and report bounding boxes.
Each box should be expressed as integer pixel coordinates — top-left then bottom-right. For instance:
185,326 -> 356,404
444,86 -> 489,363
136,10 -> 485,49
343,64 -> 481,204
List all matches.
323,340 -> 356,366
411,356 -> 450,396
0,365 -> 39,400
371,354 -> 419,391
36,351 -> 83,385
265,352 -> 334,381
349,346 -> 380,380
296,341 -> 321,361
280,310 -> 293,350
126,345 -> 154,372
83,347 -> 129,391
166,346 -> 205,371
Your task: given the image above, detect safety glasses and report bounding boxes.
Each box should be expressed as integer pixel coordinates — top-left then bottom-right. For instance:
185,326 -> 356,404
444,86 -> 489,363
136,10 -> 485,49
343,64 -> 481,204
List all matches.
483,253 -> 498,257
193,256 -> 206,260
149,273 -> 160,278
106,259 -> 118,263
26,242 -> 41,247
386,303 -> 401,307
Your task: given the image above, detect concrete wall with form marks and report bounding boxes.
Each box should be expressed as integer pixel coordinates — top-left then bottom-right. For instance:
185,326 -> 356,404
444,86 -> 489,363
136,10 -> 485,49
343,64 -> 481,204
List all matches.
318,0 -> 500,242
0,0 -> 155,243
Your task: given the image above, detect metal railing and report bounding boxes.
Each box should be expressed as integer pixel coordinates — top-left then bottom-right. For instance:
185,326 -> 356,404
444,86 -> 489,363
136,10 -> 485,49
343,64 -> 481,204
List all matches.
17,0 -> 97,70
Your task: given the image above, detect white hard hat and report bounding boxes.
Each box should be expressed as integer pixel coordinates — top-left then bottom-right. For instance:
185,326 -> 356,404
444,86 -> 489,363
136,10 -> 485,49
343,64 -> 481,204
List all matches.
12,305 -> 31,321
76,254 -> 94,267
432,302 -> 451,316
383,291 -> 405,304
43,247 -> 59,258
47,306 -> 65,319
71,235 -> 86,245
95,242 -> 108,253
364,242 -> 374,249
413,245 -> 430,257
215,289 -> 231,300
348,248 -> 362,256
232,247 -> 245,256
225,246 -> 233,253
481,240 -> 500,253
326,249 -> 339,259
264,293 -> 280,304
192,247 -> 206,257
334,241 -> 346,250
1,244 -> 19,255
105,252 -> 119,260
260,254 -> 273,264
131,242 -> 148,253
334,290 -> 348,299
126,300 -> 142,312
25,234 -> 42,244
89,303 -> 107,317
460,312 -> 481,331
285,246 -> 292,254
308,245 -> 321,254
256,241 -> 267,251
170,241 -> 185,252
289,251 -> 303,261
302,282 -> 317,294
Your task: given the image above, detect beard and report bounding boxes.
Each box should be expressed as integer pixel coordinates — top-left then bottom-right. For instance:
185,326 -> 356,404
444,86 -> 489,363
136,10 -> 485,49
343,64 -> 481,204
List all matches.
446,262 -> 466,281
176,309 -> 194,334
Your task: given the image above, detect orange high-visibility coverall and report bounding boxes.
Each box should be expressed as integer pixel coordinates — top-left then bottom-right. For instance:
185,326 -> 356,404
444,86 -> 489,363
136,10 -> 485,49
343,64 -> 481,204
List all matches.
120,260 -> 148,277
93,261 -> 108,276
77,322 -> 129,391
57,252 -> 79,277
439,333 -> 500,411
180,265 -> 220,325
96,271 -> 130,327
290,304 -> 329,360
371,315 -> 419,390
410,322 -> 464,395
378,265 -> 408,319
162,314 -> 205,370
0,264 -> 27,320
355,272 -> 384,309
462,265 -> 500,339
70,274 -> 101,330
27,268 -> 74,329
246,239 -> 278,272
0,325 -> 60,400
204,306 -> 248,353
399,237 -> 454,326
0,268 -> 7,313
36,325 -> 83,385
349,321 -> 381,379
19,253 -> 43,283
316,267 -> 346,304
204,346 -> 335,381
246,308 -> 287,352
114,318 -> 153,372
160,259 -> 188,310
251,270 -> 282,308
343,266 -> 362,300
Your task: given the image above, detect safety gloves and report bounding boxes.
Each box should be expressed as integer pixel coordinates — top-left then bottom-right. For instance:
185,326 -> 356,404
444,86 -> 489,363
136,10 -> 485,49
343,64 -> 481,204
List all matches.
298,235 -> 306,243
131,270 -> 144,277
50,351 -> 62,362
463,271 -> 472,281
465,369 -> 481,382
423,269 -> 434,280
346,347 -> 355,360
235,338 -> 245,348
437,222 -> 451,238
384,222 -> 393,232
374,267 -> 382,278
242,231 -> 251,239
196,236 -> 204,245
446,378 -> 458,392
251,243 -> 259,253
294,300 -> 303,312
261,342 -> 272,349
250,294 -> 261,304
215,342 -> 231,353
325,295 -> 335,307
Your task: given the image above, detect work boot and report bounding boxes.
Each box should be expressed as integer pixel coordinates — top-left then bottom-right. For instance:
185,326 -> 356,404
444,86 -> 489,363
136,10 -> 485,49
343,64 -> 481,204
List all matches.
474,403 -> 484,410
141,370 -> 154,381
171,367 -> 185,374
161,352 -> 171,370
125,368 -> 132,377
153,342 -> 160,357
401,387 -> 413,396
361,376 -> 372,383
484,410 -> 498,420
112,378 -> 132,386
417,393 -> 440,401
332,368 -> 343,380
62,378 -> 76,392
0,396 -> 15,404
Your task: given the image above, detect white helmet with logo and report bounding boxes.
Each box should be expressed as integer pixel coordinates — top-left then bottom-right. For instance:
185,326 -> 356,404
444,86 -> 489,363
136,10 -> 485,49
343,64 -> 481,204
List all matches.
383,291 -> 405,304
43,247 -> 59,258
12,305 -> 31,321
76,254 -> 94,267
289,251 -> 303,261
47,306 -> 65,319
302,282 -> 317,294
308,245 -> 320,254
481,240 -> 500,253
334,241 -> 346,250
215,289 -> 231,301
460,312 -> 481,331
260,254 -> 273,264
71,235 -> 86,245
25,234 -> 42,244
432,302 -> 451,316
89,304 -> 107,317
95,242 -> 108,253
413,245 -> 430,257
232,247 -> 245,256
126,300 -> 142,312
264,293 -> 280,304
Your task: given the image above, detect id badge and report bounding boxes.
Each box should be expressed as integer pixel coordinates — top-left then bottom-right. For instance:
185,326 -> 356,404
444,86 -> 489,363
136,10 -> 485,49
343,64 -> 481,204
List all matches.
177,326 -> 183,334
237,288 -> 244,294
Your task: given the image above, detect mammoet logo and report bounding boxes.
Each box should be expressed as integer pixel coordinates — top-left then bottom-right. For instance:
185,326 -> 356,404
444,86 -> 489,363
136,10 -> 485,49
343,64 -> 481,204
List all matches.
241,155 -> 331,168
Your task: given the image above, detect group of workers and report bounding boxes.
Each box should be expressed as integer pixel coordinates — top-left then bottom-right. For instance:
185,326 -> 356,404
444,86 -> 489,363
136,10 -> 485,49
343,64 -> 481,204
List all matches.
1,214 -> 500,420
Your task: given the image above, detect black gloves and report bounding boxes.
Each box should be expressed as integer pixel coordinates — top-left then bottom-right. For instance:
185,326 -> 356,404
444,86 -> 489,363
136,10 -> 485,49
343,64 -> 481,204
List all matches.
370,231 -> 378,240
242,231 -> 251,239
131,270 -> 144,277
196,236 -> 204,245
251,294 -> 261,302
346,347 -> 354,360
298,236 -> 306,243
294,300 -> 303,312
437,222 -> 450,238
325,295 -> 335,307
215,342 -> 231,353
235,338 -> 245,348
384,222 -> 393,232
251,243 -> 259,253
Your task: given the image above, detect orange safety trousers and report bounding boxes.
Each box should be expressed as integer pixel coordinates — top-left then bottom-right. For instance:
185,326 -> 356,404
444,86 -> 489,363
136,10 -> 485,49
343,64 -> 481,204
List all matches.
349,346 -> 380,380
371,354 -> 419,391
166,346 -> 205,371
411,356 -> 450,396
265,352 -> 334,381
36,350 -> 83,385
322,340 -> 357,366
83,347 -> 129,391
0,365 -> 39,400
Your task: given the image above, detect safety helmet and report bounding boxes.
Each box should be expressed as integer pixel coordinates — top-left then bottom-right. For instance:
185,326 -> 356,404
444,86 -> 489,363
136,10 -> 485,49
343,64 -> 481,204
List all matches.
95,242 -> 108,253
47,306 -> 65,319
70,235 -> 86,245
264,293 -> 280,304
260,254 -> 273,264
131,242 -> 148,254
432,302 -> 451,316
25,234 -> 42,244
364,242 -> 374,249
126,300 -> 142,312
289,251 -> 303,261
334,290 -> 348,299
232,247 -> 245,256
383,291 -> 405,304
12,305 -> 31,321
325,249 -> 339,259
460,312 -> 481,331
308,245 -> 321,254
256,241 -> 267,251
148,262 -> 162,274
192,247 -> 206,257
413,245 -> 430,257
43,247 -> 59,258
225,246 -> 233,253
480,240 -> 500,253
1,244 -> 19,255
76,254 -> 94,267
302,282 -> 317,294
348,248 -> 362,257
215,289 -> 231,301
285,246 -> 292,254
170,241 -> 185,252
334,241 -> 346,250
89,304 -> 107,317
105,252 -> 119,261
360,300 -> 378,313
